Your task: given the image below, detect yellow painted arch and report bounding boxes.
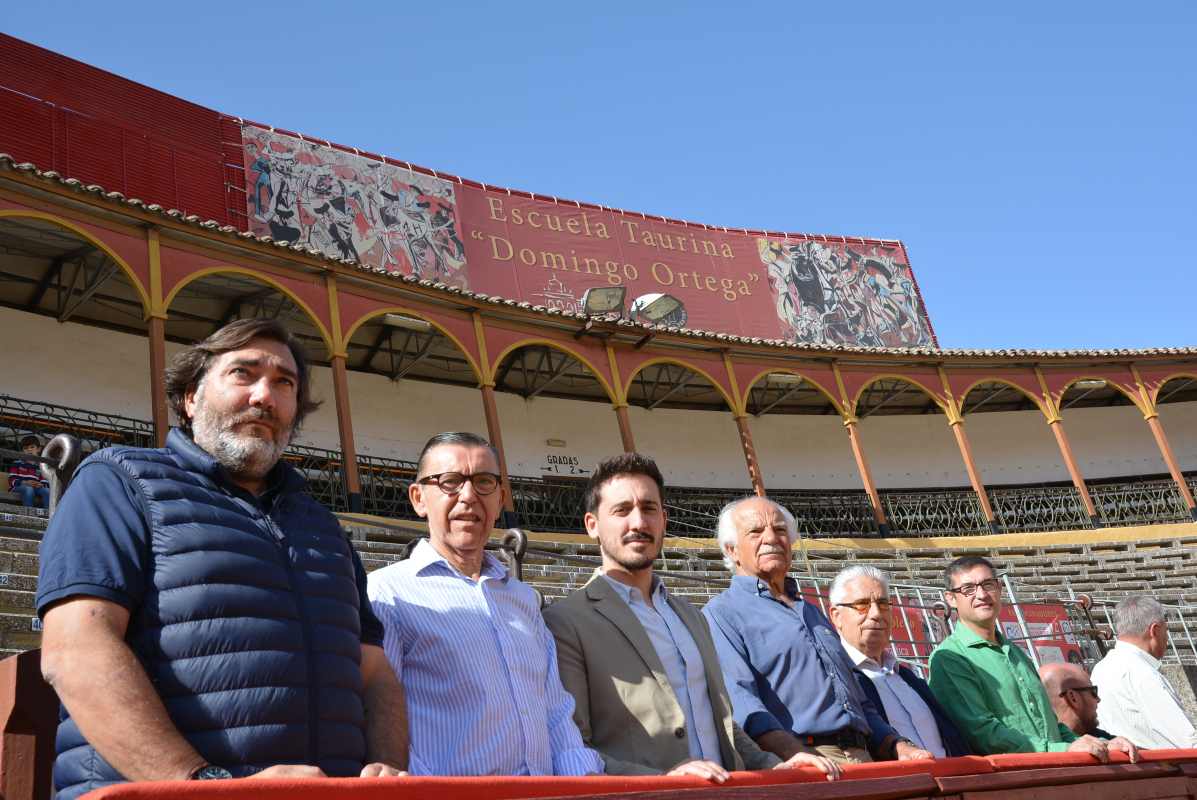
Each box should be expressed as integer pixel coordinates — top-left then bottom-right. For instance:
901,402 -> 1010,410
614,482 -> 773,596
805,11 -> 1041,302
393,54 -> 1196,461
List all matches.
0,209 -> 152,316
1057,374 -> 1144,415
343,306 -> 482,383
957,377 -> 1049,418
623,356 -> 737,412
163,266 -> 334,356
489,338 -> 617,403
1151,373 -> 1197,406
741,366 -> 846,417
851,373 -> 948,417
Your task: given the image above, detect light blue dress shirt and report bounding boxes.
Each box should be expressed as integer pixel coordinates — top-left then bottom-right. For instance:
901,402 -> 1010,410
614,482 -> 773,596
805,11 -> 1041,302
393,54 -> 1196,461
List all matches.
368,539 -> 603,776
601,574 -> 722,762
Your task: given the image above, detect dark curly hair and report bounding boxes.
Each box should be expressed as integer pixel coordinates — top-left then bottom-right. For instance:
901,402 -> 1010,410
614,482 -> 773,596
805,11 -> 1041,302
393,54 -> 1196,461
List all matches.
164,319 -> 321,436
584,452 -> 665,515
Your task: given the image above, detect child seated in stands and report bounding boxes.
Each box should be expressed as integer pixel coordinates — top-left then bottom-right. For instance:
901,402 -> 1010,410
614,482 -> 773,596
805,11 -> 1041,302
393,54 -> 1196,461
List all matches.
8,435 -> 49,509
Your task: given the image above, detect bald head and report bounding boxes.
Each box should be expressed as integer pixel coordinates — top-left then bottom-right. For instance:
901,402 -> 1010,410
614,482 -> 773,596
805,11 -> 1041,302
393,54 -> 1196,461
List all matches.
1039,662 -> 1087,696
1040,661 -> 1101,736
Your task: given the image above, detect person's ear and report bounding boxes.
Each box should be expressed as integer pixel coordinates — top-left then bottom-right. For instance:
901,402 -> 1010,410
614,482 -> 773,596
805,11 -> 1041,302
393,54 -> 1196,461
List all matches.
409,481 -> 429,519
583,511 -> 599,540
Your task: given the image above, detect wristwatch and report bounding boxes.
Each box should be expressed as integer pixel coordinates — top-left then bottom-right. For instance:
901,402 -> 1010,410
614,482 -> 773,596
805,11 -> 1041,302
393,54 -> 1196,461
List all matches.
190,765 -> 233,780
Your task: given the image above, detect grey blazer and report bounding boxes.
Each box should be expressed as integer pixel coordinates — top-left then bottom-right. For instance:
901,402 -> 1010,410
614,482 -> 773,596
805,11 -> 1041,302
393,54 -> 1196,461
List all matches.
543,574 -> 781,775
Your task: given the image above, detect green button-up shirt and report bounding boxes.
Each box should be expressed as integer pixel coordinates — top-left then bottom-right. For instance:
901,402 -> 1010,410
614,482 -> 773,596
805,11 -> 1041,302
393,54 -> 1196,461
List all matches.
928,623 -> 1076,754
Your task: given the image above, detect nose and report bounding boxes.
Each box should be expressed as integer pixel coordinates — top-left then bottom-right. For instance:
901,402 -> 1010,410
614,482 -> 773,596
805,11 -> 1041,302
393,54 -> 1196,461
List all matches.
456,475 -> 481,502
248,377 -> 276,410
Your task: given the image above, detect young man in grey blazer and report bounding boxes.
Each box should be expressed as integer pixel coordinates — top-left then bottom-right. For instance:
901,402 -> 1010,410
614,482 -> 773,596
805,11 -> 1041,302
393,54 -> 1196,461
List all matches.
542,453 -> 839,783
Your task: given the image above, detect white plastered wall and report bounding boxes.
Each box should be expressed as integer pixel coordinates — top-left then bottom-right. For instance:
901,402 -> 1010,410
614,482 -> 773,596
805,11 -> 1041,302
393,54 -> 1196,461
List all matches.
2,308 -> 1194,489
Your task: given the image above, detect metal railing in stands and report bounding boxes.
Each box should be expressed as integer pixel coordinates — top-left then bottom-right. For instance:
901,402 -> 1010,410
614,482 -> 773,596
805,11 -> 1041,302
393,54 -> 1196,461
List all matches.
2,394 -> 1194,537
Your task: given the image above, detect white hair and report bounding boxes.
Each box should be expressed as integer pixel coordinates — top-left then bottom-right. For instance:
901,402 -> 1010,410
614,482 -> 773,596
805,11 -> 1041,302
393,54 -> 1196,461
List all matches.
829,565 -> 891,606
716,496 -> 797,571
1113,595 -> 1165,638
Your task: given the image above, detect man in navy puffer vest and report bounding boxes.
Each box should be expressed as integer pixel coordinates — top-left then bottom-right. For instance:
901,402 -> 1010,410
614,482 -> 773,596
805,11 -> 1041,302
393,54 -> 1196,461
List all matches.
36,319 -> 409,799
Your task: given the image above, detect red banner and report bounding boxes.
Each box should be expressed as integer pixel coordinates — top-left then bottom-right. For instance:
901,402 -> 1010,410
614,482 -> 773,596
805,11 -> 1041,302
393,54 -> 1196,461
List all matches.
241,125 -> 936,347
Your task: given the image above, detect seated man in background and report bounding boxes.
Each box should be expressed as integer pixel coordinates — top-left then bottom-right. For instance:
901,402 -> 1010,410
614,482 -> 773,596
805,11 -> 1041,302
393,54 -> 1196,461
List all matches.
8,434 -> 50,509
1091,595 -> 1197,749
544,455 -> 837,782
369,432 -> 602,776
829,565 -> 972,757
37,319 -> 407,800
929,556 -> 1134,761
703,497 -> 930,765
1039,662 -> 1117,740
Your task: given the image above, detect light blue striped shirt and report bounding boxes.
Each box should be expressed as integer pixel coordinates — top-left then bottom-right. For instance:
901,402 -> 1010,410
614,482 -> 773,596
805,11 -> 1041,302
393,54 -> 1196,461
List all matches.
367,539 -> 603,776
601,575 -> 722,762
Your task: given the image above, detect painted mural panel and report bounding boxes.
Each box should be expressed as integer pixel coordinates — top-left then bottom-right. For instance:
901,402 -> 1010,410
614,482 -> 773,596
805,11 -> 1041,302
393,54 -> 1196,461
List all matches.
241,124 -> 936,347
242,126 -> 468,286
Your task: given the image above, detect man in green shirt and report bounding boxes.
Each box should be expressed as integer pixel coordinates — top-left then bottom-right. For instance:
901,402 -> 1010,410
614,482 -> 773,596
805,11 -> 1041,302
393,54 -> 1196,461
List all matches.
928,556 -> 1135,760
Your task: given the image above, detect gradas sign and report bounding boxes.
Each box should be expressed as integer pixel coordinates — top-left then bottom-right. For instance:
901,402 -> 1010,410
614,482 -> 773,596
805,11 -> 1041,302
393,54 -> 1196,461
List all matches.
242,125 -> 937,348
541,453 -> 589,478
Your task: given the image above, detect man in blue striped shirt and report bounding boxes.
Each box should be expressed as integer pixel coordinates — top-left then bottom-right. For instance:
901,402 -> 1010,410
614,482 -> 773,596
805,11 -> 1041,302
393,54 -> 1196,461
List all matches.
367,432 -> 602,776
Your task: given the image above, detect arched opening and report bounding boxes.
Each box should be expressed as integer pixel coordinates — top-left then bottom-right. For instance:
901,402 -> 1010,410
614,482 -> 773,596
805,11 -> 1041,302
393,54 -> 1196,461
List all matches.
625,360 -> 732,412
0,214 -> 155,454
489,342 -> 615,533
1155,375 -> 1197,491
853,376 -> 986,535
1056,377 -> 1188,525
742,370 -> 871,537
345,310 -> 480,388
960,380 -> 1082,531
340,309 -> 484,519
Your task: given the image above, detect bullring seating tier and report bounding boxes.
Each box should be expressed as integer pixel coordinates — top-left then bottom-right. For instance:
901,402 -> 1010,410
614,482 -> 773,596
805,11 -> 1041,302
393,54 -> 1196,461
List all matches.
2,512 -> 1195,657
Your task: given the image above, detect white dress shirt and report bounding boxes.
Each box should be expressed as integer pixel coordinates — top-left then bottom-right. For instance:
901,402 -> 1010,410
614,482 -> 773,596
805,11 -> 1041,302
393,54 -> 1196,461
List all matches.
841,639 -> 947,757
1091,640 -> 1197,749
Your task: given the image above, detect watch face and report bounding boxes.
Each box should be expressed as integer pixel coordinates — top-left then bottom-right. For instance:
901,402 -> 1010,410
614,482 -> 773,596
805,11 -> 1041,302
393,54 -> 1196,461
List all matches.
193,766 -> 233,780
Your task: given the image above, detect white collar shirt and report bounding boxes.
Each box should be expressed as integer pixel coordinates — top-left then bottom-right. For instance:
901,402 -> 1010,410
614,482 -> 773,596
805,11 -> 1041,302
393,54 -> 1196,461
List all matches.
1091,639 -> 1197,749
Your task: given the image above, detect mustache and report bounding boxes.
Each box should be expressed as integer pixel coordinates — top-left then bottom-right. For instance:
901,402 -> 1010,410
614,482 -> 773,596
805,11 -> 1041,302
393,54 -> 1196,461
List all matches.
229,408 -> 277,427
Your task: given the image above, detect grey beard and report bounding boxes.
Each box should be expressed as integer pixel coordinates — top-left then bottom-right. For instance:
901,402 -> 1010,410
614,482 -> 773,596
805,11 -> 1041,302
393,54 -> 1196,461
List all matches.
191,404 -> 290,482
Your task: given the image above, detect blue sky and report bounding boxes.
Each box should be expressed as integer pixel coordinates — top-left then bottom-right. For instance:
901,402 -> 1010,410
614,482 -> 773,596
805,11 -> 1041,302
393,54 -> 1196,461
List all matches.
6,3 -> 1195,349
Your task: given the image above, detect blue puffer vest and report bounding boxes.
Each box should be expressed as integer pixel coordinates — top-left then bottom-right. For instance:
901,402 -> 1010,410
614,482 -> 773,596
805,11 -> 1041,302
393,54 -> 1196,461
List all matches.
54,429 -> 367,799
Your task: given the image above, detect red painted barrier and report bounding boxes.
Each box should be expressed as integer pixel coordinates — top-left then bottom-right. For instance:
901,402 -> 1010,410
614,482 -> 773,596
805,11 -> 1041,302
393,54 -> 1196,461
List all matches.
80,752 -> 1197,800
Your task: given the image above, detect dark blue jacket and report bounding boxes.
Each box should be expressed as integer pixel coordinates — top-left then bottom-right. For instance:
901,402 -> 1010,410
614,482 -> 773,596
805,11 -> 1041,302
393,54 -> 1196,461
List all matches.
854,662 -> 974,757
42,430 -> 378,799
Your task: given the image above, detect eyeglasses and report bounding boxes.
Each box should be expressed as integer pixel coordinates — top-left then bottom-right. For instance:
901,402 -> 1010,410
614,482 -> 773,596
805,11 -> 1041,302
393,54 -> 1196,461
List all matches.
947,576 -> 1004,597
1060,685 -> 1099,699
416,471 -> 501,496
834,598 -> 893,614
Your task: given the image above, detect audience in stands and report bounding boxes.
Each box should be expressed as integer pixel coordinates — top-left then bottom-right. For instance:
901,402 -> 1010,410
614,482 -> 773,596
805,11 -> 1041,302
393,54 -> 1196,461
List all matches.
36,320 -> 408,799
929,556 -> 1136,761
828,565 -> 972,758
7,434 -> 49,509
700,496 -> 927,766
1091,595 -> 1197,749
368,432 -> 602,776
543,457 -> 836,781
1039,662 -> 1115,739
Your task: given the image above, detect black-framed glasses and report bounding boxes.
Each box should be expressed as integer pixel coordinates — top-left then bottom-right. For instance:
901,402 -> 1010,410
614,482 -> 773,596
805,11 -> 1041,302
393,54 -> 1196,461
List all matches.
417,471 -> 501,496
1061,685 -> 1099,699
834,598 -> 893,614
947,576 -> 1004,597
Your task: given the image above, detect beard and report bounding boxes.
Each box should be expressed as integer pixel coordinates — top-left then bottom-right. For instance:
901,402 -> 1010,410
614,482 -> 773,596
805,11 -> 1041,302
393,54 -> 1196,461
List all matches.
190,393 -> 291,482
601,531 -> 660,572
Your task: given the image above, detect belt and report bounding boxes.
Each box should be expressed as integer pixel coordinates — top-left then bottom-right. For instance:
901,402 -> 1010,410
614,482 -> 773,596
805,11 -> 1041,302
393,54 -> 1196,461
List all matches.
801,729 -> 869,751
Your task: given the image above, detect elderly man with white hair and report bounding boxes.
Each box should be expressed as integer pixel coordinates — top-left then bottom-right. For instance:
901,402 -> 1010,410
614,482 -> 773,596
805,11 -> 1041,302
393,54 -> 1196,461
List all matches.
828,566 -> 972,758
702,496 -> 932,765
1091,595 -> 1197,749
